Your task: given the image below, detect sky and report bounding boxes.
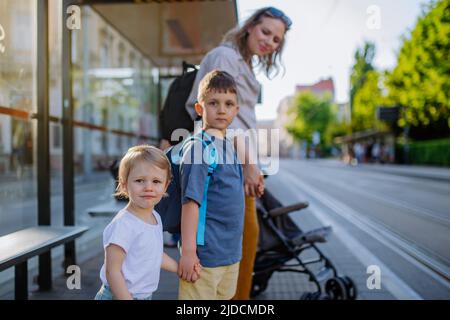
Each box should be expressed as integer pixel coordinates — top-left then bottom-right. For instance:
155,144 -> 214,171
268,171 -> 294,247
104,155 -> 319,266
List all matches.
236,0 -> 430,120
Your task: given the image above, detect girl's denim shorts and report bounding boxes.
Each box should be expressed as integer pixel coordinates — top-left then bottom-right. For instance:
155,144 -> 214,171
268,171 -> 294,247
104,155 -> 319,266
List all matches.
94,284 -> 152,300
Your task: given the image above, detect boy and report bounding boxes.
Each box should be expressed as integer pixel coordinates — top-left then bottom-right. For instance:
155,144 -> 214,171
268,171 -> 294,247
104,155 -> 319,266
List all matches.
178,70 -> 245,300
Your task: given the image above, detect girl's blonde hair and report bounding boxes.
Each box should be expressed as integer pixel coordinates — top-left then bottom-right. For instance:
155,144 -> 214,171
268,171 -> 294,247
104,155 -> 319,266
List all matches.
115,145 -> 172,198
222,7 -> 291,78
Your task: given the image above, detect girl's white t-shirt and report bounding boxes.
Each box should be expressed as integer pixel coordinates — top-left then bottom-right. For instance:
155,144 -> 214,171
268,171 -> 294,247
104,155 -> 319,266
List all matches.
100,209 -> 163,299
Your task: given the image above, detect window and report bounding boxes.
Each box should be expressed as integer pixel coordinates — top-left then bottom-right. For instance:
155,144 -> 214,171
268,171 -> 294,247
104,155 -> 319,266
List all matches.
52,123 -> 61,148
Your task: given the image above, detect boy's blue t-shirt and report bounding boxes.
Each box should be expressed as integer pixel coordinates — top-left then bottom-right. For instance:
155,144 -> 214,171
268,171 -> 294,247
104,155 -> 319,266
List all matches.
180,135 -> 245,268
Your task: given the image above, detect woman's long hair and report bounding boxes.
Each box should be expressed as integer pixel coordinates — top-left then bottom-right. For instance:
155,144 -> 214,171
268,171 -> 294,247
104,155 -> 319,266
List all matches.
223,7 -> 290,78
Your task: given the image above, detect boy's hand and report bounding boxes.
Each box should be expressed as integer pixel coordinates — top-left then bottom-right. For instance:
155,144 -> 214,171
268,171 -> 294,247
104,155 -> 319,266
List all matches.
194,262 -> 202,278
178,253 -> 201,283
244,164 -> 265,198
188,262 -> 202,283
256,174 -> 265,198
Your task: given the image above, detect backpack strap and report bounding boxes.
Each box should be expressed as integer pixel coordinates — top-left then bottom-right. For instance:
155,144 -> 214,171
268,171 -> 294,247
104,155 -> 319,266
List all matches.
196,131 -> 217,246
179,131 -> 217,246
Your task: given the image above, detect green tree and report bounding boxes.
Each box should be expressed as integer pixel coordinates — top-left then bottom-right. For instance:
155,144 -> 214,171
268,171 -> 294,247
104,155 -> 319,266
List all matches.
385,0 -> 450,136
352,70 -> 386,131
328,117 -> 352,141
350,42 -> 376,111
286,91 -> 336,148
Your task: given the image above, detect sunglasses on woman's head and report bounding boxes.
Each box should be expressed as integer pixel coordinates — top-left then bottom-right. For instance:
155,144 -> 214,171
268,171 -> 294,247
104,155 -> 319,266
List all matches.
265,7 -> 292,29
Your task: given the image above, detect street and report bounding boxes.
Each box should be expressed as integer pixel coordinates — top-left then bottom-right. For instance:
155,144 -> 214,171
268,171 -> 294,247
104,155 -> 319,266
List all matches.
265,159 -> 450,299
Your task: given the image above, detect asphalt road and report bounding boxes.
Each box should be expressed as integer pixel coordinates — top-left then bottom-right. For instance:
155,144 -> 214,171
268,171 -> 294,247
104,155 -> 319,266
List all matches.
265,159 -> 450,299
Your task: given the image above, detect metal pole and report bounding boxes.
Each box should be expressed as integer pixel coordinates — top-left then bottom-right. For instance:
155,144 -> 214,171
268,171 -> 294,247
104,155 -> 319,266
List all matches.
15,261 -> 28,300
82,8 -> 92,177
62,0 -> 76,268
403,124 -> 410,164
36,0 -> 52,291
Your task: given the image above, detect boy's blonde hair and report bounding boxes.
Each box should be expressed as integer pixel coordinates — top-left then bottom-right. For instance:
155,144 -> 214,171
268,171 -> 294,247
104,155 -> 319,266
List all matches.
197,70 -> 237,104
115,145 -> 172,198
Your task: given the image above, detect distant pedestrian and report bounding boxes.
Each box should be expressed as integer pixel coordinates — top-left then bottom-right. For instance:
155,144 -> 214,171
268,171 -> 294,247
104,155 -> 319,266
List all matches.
365,141 -> 373,163
372,142 -> 380,163
353,142 -> 364,164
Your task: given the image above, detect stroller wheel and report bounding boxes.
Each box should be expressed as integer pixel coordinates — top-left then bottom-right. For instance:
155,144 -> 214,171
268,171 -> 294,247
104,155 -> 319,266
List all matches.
319,293 -> 331,300
339,276 -> 357,300
251,281 -> 268,298
300,292 -> 329,300
300,292 -> 315,300
251,274 -> 270,297
325,277 -> 348,300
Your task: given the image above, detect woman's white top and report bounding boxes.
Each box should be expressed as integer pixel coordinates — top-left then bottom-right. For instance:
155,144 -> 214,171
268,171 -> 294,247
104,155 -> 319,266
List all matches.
99,209 -> 163,299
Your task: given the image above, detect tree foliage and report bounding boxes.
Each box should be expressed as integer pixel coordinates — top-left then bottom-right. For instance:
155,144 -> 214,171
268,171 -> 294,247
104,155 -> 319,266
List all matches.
352,70 -> 386,131
286,91 -> 336,147
350,42 -> 376,110
385,0 -> 450,131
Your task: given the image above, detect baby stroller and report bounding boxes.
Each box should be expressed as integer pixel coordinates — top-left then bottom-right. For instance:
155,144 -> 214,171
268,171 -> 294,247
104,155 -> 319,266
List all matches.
251,189 -> 357,300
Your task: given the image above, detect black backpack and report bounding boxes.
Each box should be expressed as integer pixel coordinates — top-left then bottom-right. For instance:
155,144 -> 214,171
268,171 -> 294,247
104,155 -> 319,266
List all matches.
159,61 -> 199,146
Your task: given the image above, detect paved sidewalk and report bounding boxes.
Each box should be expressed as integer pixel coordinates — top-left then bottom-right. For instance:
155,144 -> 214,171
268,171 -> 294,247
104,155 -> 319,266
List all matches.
307,159 -> 450,182
0,242 -> 317,300
358,163 -> 450,182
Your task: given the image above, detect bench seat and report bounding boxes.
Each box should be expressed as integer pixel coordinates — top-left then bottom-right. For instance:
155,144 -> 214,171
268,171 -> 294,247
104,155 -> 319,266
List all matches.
0,226 -> 88,299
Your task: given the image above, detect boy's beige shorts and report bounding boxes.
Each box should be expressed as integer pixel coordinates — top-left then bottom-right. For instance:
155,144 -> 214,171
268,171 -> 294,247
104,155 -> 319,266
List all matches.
178,262 -> 240,300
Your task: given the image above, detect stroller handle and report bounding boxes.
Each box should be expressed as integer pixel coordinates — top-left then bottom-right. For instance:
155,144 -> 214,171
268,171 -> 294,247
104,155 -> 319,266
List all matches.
268,202 -> 309,218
